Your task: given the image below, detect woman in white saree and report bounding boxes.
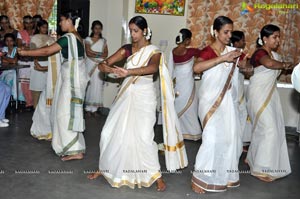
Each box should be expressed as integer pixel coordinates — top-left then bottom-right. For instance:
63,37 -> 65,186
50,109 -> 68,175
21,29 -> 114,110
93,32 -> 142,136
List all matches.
19,10 -> 89,161
192,16 -> 246,193
168,28 -> 202,141
246,24 -> 292,182
87,16 -> 188,192
84,20 -> 108,114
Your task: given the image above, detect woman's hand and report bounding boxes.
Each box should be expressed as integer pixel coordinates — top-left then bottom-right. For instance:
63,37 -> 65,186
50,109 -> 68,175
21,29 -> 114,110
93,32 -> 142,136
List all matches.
283,62 -> 294,70
113,66 -> 129,78
222,50 -> 242,63
98,61 -> 113,73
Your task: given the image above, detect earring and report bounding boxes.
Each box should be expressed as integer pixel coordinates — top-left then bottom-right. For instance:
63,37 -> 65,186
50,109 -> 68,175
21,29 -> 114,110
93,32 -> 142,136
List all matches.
143,31 -> 147,36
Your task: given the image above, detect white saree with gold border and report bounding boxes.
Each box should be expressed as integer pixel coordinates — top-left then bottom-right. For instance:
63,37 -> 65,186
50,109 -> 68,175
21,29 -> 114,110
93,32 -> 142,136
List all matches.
246,51 -> 291,180
98,44 -> 187,189
84,37 -> 106,111
192,46 -> 242,192
51,33 -> 89,156
168,52 -> 202,141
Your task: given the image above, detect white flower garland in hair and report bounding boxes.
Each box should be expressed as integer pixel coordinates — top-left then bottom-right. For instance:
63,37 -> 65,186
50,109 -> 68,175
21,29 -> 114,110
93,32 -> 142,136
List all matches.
210,25 -> 215,37
176,32 -> 183,44
145,27 -> 152,40
75,17 -> 81,31
258,34 -> 263,45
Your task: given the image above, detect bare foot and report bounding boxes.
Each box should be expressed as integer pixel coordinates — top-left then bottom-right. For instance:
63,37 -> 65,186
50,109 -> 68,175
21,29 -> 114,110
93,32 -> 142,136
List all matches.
191,181 -> 205,194
87,171 -> 102,180
156,177 -> 166,192
61,153 -> 83,161
256,176 -> 274,182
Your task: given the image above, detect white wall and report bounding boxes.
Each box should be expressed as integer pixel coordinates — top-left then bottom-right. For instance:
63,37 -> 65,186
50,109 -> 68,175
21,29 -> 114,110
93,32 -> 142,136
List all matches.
89,0 -> 189,108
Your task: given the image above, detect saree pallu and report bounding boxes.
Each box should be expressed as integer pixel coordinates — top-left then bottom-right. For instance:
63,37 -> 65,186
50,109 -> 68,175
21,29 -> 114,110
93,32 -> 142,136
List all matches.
30,53 -> 61,140
168,53 -> 202,141
246,52 -> 291,180
192,46 -> 242,192
99,44 -> 187,189
51,34 -> 89,156
84,37 -> 106,111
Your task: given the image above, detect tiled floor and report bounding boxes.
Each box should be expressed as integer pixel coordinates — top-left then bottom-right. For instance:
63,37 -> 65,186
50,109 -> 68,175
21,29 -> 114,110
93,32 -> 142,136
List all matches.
0,110 -> 299,199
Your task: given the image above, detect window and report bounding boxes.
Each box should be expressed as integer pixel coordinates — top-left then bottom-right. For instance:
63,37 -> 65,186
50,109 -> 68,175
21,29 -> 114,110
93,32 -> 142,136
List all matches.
48,0 -> 57,38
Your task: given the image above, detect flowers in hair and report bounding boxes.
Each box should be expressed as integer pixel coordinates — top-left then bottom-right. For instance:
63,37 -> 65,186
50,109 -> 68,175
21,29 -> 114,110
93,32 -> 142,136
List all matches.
75,17 -> 81,31
145,27 -> 152,40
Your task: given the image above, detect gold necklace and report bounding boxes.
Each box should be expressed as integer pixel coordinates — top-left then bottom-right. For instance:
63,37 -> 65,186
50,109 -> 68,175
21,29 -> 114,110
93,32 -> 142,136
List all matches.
130,45 -> 147,66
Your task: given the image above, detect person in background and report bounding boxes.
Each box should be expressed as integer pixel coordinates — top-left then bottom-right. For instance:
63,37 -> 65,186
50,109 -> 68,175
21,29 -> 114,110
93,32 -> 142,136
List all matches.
230,30 -> 252,152
0,33 -> 25,102
168,28 -> 202,141
84,20 -> 108,116
246,24 -> 293,182
18,10 -> 89,161
32,14 -> 43,34
191,16 -> 247,193
17,15 -> 35,111
0,81 -> 10,127
0,15 -> 19,48
30,20 -> 53,108
30,20 -> 56,140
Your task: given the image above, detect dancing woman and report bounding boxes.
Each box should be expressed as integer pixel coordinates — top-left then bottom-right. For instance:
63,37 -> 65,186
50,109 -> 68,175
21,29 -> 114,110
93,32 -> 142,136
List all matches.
18,10 -> 89,161
191,16 -> 246,193
88,15 -> 188,191
168,28 -> 202,141
246,24 -> 292,182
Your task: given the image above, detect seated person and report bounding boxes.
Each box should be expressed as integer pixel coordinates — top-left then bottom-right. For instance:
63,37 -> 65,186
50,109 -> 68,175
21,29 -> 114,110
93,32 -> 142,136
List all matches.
0,33 -> 24,102
1,33 -> 18,64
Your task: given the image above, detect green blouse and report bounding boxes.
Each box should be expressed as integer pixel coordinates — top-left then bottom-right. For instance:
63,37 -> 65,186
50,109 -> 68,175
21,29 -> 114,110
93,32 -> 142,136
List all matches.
57,36 -> 84,59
